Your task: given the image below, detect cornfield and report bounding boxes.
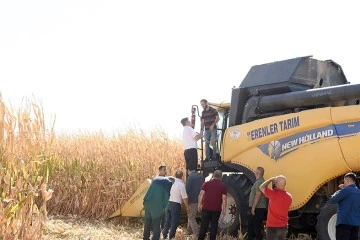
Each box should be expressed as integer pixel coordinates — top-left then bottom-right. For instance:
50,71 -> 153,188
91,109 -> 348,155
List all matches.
47,128 -> 184,219
0,95 -> 185,238
0,96 -> 54,239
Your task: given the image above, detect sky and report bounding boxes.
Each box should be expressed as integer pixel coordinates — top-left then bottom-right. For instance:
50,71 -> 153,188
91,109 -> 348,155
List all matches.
1,1 -> 360,138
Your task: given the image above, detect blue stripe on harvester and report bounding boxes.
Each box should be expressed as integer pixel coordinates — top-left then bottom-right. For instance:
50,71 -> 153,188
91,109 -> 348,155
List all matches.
335,121 -> 360,137
258,121 -> 360,160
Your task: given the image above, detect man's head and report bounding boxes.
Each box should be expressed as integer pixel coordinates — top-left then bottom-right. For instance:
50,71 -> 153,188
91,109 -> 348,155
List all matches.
344,172 -> 358,187
158,165 -> 167,177
187,168 -> 195,175
175,169 -> 184,180
213,170 -> 223,179
274,175 -> 287,190
254,167 -> 264,179
181,117 -> 190,127
200,99 -> 208,110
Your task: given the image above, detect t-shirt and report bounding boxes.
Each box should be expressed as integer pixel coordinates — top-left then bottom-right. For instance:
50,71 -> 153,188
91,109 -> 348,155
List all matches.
249,178 -> 267,208
201,107 -> 218,130
201,178 -> 227,212
169,178 -> 188,204
183,126 -> 197,150
186,171 -> 205,204
264,188 -> 292,227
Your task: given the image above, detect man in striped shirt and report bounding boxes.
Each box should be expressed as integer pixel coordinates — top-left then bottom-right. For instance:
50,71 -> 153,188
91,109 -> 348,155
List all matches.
200,99 -> 219,161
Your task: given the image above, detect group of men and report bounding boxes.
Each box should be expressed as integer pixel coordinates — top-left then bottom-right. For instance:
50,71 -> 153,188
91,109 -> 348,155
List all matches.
143,165 -> 227,240
248,167 -> 293,240
248,167 -> 360,240
143,166 -> 360,240
182,99 -> 219,172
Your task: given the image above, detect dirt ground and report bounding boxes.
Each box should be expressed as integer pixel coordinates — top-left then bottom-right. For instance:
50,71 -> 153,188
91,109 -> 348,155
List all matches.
44,215 -> 208,240
44,215 -> 145,240
44,215 -> 312,240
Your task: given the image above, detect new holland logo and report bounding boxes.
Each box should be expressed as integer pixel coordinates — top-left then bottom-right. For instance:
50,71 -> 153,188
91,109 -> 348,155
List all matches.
268,140 -> 281,160
258,125 -> 337,160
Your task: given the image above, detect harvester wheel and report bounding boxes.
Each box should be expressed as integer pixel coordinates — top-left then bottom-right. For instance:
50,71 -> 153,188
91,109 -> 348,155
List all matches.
316,202 -> 337,240
316,202 -> 360,240
219,173 -> 252,236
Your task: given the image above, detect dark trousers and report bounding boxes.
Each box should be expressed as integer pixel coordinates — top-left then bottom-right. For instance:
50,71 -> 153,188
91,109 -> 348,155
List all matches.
247,208 -> 266,240
336,224 -> 359,240
266,227 -> 288,240
143,203 -> 163,240
198,209 -> 221,240
162,201 -> 182,239
143,217 -> 162,240
184,148 -> 198,172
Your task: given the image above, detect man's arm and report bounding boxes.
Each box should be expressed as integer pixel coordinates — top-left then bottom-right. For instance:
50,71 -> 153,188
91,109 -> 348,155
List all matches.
259,177 -> 276,194
198,190 -> 205,212
183,198 -> 189,212
221,194 -> 227,219
251,191 -> 262,215
209,115 -> 220,131
201,119 -> 205,131
194,132 -> 203,141
330,189 -> 349,204
188,128 -> 203,141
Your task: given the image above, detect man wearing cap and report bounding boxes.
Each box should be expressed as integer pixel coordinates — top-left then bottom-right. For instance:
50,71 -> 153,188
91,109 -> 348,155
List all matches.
181,117 -> 203,172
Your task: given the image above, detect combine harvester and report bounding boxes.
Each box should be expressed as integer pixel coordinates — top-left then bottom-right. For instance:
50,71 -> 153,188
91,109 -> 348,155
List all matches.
110,56 -> 360,240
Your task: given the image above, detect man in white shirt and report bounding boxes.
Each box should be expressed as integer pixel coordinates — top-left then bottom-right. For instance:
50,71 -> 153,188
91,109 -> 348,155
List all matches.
162,170 -> 189,239
181,117 -> 203,172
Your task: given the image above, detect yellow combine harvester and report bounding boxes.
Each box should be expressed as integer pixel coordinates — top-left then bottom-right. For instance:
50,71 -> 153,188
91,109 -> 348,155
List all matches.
111,56 -> 360,240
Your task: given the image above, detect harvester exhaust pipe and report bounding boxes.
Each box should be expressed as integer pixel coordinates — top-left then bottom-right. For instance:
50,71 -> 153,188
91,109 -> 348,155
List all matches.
242,83 -> 360,123
258,83 -> 360,112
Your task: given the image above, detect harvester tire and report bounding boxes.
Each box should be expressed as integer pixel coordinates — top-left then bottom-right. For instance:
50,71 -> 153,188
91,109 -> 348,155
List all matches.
219,173 -> 252,236
316,202 -> 337,240
316,202 -> 360,240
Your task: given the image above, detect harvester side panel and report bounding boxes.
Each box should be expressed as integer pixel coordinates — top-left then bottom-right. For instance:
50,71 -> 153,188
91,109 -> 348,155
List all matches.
332,105 -> 360,172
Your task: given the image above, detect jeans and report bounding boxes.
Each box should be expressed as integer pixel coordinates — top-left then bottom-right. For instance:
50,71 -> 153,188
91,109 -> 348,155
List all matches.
247,208 -> 266,240
162,201 -> 182,239
336,224 -> 359,240
266,226 -> 288,240
198,209 -> 221,240
143,202 -> 163,240
204,129 -> 217,160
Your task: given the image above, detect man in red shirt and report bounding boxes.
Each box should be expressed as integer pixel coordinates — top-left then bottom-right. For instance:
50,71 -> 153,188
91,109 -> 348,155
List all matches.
198,170 -> 227,240
259,175 -> 292,240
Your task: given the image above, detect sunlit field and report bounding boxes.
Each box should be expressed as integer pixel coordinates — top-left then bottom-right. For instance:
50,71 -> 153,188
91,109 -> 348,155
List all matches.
0,96 -> 185,239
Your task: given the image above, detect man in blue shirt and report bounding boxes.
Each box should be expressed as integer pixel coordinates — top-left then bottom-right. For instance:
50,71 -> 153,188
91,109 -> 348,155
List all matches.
330,172 -> 360,240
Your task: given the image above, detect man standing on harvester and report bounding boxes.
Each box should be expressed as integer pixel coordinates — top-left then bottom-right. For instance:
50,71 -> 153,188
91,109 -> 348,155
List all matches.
200,99 -> 219,161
